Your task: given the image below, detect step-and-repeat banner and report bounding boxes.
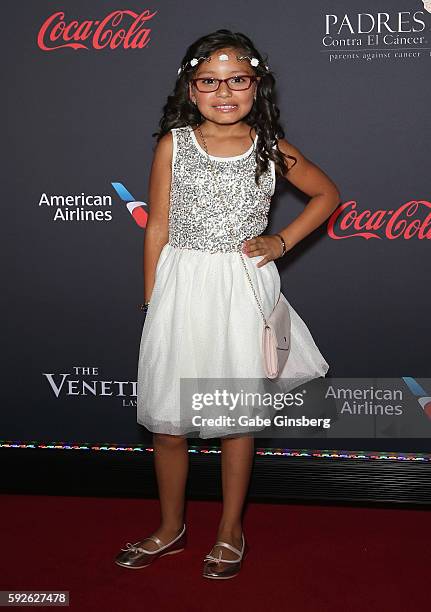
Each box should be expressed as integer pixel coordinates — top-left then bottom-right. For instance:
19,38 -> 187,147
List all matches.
3,1 -> 430,449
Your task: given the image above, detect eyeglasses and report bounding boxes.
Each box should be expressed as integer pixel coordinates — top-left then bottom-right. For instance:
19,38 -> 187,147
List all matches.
191,75 -> 258,93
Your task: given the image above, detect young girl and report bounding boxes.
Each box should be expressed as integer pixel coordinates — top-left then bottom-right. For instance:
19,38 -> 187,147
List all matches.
115,29 -> 340,579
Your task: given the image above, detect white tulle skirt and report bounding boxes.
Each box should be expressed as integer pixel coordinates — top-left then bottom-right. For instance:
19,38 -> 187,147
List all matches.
136,243 -> 329,439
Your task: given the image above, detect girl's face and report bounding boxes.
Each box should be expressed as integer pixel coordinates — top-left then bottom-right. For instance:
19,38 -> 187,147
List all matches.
188,48 -> 260,125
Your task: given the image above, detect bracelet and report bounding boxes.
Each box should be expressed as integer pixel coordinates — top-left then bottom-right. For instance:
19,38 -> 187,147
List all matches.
274,233 -> 286,257
138,301 -> 150,313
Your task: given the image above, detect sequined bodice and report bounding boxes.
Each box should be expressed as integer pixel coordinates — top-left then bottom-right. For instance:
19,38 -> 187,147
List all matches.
168,125 -> 276,253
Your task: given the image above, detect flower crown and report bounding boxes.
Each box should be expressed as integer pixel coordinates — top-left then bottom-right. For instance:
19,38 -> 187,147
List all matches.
177,52 -> 269,76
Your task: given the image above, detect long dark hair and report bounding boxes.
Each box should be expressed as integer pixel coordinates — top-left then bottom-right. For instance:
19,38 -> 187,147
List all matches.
153,29 -> 297,186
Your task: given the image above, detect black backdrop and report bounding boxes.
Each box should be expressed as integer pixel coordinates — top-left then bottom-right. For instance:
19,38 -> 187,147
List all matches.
3,1 -> 431,452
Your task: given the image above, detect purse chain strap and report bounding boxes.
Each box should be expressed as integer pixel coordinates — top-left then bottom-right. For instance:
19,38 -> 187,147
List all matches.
195,123 -> 268,328
238,251 -> 268,327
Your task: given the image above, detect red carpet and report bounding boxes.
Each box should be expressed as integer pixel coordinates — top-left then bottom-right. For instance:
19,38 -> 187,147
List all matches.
0,494 -> 428,612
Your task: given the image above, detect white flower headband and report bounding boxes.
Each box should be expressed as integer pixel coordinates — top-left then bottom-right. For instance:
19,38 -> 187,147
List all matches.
177,52 -> 270,76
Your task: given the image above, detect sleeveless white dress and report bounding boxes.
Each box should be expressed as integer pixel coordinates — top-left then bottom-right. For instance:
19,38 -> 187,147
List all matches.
136,125 -> 329,439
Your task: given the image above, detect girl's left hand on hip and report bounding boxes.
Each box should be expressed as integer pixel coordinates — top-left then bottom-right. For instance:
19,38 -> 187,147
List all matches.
242,235 -> 284,268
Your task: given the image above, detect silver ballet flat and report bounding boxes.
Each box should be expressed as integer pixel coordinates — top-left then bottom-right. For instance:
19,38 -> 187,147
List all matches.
114,524 -> 186,569
202,533 -> 246,579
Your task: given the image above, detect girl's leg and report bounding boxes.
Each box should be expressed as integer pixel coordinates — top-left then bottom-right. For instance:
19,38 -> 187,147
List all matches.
212,435 -> 254,560
140,432 -> 189,551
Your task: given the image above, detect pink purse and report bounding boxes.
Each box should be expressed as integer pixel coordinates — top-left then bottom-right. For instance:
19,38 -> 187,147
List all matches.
239,252 -> 291,379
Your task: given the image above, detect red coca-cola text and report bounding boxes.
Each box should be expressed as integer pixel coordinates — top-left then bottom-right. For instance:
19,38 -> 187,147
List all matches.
327,200 -> 431,239
37,9 -> 157,51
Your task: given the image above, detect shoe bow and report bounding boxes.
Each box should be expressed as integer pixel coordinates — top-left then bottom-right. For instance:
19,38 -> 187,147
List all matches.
121,542 -> 147,553
204,550 -> 224,564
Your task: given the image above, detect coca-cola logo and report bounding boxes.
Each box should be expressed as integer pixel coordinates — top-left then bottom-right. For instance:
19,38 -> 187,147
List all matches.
328,200 -> 431,239
37,9 -> 157,51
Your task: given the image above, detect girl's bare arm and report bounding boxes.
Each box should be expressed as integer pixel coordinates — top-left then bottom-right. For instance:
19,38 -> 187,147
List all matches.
244,139 -> 341,266
143,132 -> 173,302
277,139 -> 341,251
